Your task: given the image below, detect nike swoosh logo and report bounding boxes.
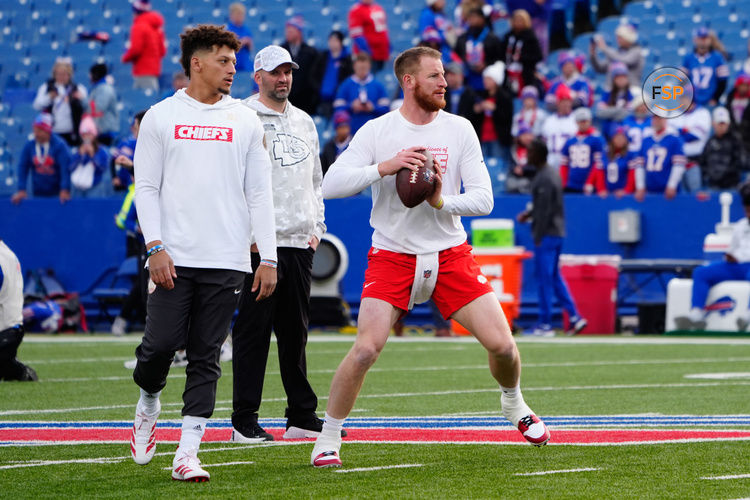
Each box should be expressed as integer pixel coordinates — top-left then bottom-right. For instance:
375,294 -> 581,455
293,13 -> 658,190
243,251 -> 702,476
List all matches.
364,282 -> 375,288
234,289 -> 242,294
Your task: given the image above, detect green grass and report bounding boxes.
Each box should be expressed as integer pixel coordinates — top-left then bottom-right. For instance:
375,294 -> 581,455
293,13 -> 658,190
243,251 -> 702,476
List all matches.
2,335 -> 750,498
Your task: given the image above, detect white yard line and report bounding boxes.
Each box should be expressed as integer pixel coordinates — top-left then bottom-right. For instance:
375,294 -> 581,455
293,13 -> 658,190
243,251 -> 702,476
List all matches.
701,473 -> 750,480
334,463 -> 424,473
161,461 -> 255,470
514,467 -> 601,476
22,334 -> 750,345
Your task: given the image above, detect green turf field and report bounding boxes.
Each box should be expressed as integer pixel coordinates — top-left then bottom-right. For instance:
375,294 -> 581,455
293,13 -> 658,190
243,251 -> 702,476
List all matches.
1,334 -> 750,499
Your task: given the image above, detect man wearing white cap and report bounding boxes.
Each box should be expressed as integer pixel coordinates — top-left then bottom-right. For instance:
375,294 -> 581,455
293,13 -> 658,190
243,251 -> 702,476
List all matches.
230,45 -> 331,443
699,107 -> 747,190
589,23 -> 644,88
559,107 -> 604,195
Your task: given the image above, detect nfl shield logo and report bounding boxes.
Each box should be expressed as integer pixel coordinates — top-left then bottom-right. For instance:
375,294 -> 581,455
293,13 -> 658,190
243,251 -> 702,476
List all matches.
423,270 -> 432,279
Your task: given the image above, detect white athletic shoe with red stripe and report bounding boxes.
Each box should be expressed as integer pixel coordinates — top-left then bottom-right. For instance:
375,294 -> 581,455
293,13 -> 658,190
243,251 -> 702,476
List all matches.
311,437 -> 343,468
172,449 -> 210,482
130,403 -> 160,465
516,413 -> 551,446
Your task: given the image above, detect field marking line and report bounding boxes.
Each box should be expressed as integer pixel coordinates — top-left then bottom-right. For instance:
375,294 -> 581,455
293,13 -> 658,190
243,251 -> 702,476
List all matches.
685,373 -> 750,380
701,473 -> 750,480
6,382 -> 750,417
514,467 -> 601,476
160,461 -> 255,470
334,463 -> 424,473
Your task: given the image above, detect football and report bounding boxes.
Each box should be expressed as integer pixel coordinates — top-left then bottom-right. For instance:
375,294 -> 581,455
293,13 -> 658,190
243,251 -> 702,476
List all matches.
395,149 -> 436,208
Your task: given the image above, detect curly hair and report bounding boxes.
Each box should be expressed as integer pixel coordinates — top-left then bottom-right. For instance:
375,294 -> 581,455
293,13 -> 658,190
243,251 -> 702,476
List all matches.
180,24 -> 241,78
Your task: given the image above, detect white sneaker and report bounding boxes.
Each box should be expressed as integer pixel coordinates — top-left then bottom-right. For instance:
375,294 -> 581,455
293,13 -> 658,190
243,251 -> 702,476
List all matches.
172,448 -> 210,482
130,402 -> 160,465
124,359 -> 137,370
310,436 -> 342,467
501,395 -> 550,446
172,350 -> 188,368
220,339 -> 232,362
111,316 -> 127,336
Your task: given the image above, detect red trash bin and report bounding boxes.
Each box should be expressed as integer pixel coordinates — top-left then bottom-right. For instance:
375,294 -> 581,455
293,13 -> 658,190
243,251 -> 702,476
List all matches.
559,255 -> 620,334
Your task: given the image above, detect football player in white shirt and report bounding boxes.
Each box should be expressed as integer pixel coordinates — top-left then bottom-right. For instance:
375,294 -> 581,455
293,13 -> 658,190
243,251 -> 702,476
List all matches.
130,25 -> 278,482
310,46 -> 550,468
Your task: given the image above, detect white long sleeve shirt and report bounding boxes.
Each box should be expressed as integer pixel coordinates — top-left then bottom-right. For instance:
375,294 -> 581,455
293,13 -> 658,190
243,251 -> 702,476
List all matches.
134,89 -> 277,272
244,96 -> 326,248
0,241 -> 23,331
729,218 -> 750,263
322,109 -> 493,254
540,112 -> 577,169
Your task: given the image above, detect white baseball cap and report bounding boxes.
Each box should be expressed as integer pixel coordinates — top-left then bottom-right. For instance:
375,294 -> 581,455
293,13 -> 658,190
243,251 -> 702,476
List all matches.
712,106 -> 731,124
254,45 -> 299,73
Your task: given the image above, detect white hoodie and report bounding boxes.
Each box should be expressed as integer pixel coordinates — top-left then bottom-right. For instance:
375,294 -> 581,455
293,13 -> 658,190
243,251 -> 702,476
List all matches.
134,89 -> 277,272
244,95 -> 326,248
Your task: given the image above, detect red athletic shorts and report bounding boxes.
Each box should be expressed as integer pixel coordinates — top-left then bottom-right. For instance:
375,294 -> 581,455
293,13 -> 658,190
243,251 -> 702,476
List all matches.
360,242 -> 494,319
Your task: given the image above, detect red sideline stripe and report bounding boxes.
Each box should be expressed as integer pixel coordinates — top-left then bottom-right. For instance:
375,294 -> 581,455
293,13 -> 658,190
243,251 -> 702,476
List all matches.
3,428 -> 750,444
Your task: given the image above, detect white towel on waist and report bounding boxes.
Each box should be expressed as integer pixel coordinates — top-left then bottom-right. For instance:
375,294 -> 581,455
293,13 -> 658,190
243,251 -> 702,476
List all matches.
408,252 -> 439,310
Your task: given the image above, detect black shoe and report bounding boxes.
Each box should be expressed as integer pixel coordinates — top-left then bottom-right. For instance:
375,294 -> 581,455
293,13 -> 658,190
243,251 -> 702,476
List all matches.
230,422 -> 274,443
20,365 -> 38,381
284,415 -> 347,439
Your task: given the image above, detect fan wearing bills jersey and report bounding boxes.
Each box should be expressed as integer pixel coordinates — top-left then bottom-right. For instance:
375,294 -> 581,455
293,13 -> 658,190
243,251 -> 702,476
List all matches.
633,115 -> 687,201
594,126 -> 636,197
309,47 -> 550,469
558,107 -> 604,194
130,25 -> 278,482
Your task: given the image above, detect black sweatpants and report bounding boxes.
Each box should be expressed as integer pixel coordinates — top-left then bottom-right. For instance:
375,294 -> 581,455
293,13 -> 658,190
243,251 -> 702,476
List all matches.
232,247 -> 317,426
0,326 -> 30,380
133,267 -> 245,418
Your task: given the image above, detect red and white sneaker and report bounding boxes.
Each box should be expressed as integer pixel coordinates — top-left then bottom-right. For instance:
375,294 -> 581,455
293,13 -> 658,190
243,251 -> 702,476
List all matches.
130,403 -> 160,465
516,414 -> 551,446
312,450 -> 342,468
172,449 -> 210,482
311,436 -> 343,468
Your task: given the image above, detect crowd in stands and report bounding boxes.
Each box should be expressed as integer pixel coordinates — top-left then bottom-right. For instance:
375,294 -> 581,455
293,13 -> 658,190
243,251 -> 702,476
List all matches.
7,0 -> 750,205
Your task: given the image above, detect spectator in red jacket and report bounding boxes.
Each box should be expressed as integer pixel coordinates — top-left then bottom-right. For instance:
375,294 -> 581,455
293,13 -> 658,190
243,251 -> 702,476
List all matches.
121,0 -> 166,91
348,0 -> 391,72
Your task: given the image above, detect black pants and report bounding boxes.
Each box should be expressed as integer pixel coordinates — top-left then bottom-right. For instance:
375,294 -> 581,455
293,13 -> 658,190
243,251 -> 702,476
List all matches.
0,326 -> 31,380
232,247 -> 317,426
133,267 -> 245,418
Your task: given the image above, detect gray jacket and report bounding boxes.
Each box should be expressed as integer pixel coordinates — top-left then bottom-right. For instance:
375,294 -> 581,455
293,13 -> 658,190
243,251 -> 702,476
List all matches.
89,82 -> 120,135
591,44 -> 644,89
529,164 -> 566,246
244,95 -> 326,248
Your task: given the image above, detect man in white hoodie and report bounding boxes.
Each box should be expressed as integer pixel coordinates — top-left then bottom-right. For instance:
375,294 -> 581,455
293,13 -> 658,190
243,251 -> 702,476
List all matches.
310,46 -> 550,469
229,45 -> 331,443
130,25 -> 278,482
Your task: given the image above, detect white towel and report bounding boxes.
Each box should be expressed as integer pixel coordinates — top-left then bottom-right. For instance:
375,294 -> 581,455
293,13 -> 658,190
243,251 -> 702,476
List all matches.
408,252 -> 439,310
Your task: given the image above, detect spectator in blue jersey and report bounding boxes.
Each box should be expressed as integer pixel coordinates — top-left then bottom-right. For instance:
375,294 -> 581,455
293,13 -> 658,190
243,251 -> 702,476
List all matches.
589,23 -> 643,89
595,62 -> 634,139
419,28 -> 461,67
112,110 -> 146,192
419,0 -> 455,60
454,7 -> 503,92
88,63 -> 119,146
320,111 -> 352,175
699,107 -> 747,191
11,113 -> 71,205
516,139 -> 588,336
69,116 -> 111,198
597,126 -> 636,198
544,51 -> 593,111
672,98 -> 711,192
227,3 -> 254,72
513,85 -> 546,137
559,107 -> 604,194
634,115 -> 686,201
681,27 -> 729,107
444,62 -> 481,131
333,52 -> 389,134
622,94 -> 651,155
317,31 -> 354,120
676,182 -> 750,332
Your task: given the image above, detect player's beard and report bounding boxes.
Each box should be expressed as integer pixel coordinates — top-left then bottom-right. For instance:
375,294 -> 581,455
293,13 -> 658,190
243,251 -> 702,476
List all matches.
414,82 -> 446,113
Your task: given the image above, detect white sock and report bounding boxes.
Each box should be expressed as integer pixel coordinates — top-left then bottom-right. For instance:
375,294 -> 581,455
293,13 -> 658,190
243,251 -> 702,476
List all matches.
137,389 -> 161,415
176,415 -> 207,457
688,307 -> 704,322
320,412 -> 345,440
500,384 -> 522,401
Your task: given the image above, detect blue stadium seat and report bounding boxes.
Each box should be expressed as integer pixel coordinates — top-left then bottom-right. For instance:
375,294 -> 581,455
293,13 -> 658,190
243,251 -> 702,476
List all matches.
622,1 -> 662,22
